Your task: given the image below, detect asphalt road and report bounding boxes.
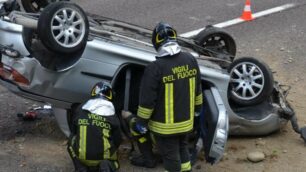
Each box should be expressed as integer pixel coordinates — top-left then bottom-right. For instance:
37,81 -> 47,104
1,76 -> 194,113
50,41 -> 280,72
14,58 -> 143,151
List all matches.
74,0 -> 306,32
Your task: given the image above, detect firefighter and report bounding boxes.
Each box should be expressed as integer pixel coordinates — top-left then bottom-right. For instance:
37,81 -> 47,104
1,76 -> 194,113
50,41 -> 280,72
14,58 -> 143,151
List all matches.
124,22 -> 203,172
68,82 -> 122,172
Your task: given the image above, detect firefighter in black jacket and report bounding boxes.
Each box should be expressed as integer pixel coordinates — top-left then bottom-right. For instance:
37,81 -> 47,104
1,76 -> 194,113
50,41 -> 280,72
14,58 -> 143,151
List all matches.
68,82 -> 122,172
124,22 -> 203,172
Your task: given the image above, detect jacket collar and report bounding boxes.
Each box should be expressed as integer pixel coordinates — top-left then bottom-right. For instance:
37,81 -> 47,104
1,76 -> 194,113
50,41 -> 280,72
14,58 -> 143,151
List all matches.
82,98 -> 115,116
156,42 -> 181,57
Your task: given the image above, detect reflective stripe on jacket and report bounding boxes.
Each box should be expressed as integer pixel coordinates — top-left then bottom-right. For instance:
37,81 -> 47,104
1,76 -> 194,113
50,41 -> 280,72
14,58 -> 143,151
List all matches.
137,52 -> 203,136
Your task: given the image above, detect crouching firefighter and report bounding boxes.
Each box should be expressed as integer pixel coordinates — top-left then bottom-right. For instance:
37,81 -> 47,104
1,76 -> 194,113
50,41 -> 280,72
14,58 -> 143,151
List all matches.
68,82 -> 122,172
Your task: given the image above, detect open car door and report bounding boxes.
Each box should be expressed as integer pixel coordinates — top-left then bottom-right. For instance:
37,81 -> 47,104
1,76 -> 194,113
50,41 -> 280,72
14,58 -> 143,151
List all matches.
201,87 -> 229,164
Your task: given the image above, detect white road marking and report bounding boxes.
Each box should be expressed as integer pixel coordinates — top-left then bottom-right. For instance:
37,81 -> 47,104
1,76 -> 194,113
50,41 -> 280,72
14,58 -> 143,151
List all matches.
180,3 -> 297,38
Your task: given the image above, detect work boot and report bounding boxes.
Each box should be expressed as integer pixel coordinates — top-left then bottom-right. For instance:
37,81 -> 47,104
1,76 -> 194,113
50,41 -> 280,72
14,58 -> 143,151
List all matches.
99,160 -> 115,172
130,154 -> 157,168
130,136 -> 157,168
72,158 -> 88,172
76,169 -> 87,172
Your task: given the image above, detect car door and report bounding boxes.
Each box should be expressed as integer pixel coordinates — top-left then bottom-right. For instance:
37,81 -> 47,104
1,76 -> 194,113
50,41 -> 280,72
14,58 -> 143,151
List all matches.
201,87 -> 229,164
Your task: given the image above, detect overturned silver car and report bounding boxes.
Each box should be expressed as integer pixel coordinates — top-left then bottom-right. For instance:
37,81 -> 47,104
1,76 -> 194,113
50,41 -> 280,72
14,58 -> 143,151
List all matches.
0,1 -> 305,164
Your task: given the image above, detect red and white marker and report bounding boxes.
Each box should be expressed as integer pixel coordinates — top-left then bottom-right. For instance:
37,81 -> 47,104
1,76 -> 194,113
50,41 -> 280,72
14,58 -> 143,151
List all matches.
241,0 -> 253,21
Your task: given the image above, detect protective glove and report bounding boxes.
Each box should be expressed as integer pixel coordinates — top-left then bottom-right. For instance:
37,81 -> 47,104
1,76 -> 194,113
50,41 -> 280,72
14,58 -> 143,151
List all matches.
135,123 -> 148,134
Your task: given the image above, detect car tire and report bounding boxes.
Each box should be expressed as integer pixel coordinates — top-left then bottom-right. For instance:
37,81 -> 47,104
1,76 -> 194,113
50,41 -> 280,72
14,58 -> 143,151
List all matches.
195,25 -> 236,61
22,27 -> 35,53
38,2 -> 89,54
228,57 -> 274,106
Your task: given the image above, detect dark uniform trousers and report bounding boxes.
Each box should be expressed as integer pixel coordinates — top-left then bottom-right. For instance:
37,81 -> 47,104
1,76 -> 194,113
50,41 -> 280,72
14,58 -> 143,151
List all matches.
155,135 -> 191,172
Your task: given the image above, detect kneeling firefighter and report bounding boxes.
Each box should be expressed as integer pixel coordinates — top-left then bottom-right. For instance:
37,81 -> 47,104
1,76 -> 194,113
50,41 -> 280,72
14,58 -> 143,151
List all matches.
68,82 -> 122,172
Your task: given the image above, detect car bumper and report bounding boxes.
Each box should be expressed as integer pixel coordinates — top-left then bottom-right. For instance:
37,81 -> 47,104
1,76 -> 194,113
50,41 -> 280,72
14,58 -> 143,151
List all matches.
0,78 -> 73,109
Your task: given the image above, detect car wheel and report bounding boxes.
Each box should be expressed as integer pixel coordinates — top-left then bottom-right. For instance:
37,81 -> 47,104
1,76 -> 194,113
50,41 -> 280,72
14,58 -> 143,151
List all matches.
195,25 -> 236,61
38,2 -> 89,54
228,57 -> 274,106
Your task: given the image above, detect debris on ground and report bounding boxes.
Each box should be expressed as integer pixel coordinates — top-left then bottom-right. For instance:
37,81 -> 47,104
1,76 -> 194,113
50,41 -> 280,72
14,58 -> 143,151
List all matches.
255,138 -> 266,146
14,137 -> 25,143
268,150 -> 279,161
17,111 -> 38,121
247,151 -> 265,163
221,152 -> 229,161
16,105 -> 53,121
61,140 -> 68,146
195,164 -> 202,170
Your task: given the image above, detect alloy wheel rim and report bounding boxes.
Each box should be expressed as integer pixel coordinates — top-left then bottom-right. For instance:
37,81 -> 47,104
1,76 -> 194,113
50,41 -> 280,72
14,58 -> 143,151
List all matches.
230,62 -> 265,100
51,7 -> 86,48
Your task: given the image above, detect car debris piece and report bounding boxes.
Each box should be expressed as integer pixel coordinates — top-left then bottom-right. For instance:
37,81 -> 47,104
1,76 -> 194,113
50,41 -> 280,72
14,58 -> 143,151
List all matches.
17,111 -> 37,121
17,104 -> 53,121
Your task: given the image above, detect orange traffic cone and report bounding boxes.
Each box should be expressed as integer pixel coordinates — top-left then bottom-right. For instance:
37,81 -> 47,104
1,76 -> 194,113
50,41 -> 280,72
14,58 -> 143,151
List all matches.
240,0 -> 253,21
